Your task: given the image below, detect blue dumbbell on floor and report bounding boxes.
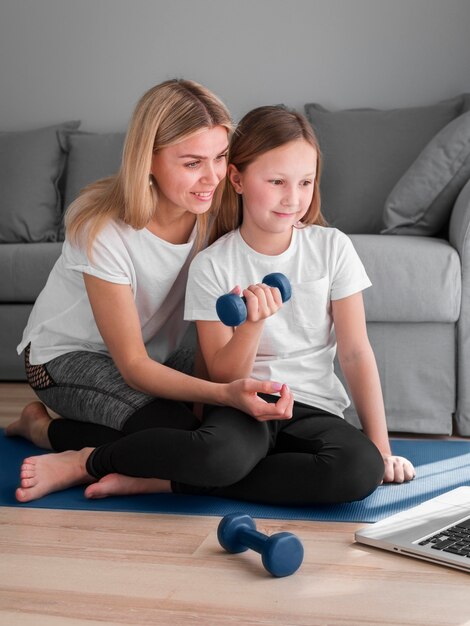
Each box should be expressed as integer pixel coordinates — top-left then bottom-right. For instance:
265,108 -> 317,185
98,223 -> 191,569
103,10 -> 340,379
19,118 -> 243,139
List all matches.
216,273 -> 292,326
217,513 -> 304,577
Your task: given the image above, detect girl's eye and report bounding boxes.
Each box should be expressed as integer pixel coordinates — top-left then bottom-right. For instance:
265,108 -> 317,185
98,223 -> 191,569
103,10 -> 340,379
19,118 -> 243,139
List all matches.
302,180 -> 313,187
215,152 -> 228,162
270,179 -> 283,186
185,161 -> 200,169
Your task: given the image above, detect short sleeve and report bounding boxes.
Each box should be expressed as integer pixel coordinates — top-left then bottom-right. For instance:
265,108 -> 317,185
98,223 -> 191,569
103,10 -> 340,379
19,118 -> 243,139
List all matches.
184,251 -> 225,321
330,231 -> 371,300
63,221 -> 133,285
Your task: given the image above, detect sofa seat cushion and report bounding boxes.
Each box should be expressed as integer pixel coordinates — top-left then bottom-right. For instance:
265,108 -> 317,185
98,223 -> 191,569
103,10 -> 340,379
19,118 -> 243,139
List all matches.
0,243 -> 63,302
350,234 -> 461,322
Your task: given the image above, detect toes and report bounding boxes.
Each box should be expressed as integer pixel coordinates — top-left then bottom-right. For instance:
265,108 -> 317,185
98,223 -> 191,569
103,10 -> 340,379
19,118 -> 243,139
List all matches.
20,467 -> 36,479
20,476 -> 38,488
16,488 -> 31,502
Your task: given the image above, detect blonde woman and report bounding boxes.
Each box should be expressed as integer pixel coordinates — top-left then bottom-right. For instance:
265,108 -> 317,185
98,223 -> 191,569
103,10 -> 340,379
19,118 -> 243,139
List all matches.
8,80 -> 293,502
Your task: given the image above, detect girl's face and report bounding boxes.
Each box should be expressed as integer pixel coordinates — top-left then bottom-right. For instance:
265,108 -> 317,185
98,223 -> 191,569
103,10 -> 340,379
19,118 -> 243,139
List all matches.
229,139 -> 317,239
151,125 -> 229,218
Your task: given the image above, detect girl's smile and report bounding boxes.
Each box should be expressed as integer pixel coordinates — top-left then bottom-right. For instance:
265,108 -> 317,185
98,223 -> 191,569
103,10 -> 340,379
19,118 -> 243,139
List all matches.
229,139 -> 317,254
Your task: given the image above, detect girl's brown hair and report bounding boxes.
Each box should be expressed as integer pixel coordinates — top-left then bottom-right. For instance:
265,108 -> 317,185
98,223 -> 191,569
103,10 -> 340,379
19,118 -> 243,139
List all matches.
65,79 -> 233,254
210,105 -> 325,244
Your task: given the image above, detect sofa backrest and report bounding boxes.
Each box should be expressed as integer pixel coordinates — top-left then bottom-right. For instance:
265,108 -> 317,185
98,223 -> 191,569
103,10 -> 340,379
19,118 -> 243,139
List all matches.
305,95 -> 470,234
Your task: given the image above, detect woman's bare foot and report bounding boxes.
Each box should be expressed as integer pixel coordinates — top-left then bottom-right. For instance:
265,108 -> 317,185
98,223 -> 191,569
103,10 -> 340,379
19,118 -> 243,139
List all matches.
84,474 -> 171,499
16,448 -> 95,503
5,401 -> 53,449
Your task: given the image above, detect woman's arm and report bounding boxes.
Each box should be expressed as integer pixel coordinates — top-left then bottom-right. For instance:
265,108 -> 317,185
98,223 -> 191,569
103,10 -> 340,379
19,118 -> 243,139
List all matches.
332,292 -> 415,483
84,274 -> 292,420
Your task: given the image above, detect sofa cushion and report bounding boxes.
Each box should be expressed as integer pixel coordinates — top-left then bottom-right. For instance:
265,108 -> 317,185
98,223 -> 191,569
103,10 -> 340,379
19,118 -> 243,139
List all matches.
382,111 -> 470,236
350,234 -> 461,322
59,131 -> 125,210
0,242 -> 63,302
0,122 -> 80,243
304,96 -> 468,234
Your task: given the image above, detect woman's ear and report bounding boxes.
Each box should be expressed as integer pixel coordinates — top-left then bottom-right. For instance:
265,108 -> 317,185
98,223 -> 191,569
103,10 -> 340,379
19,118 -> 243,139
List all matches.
228,164 -> 243,194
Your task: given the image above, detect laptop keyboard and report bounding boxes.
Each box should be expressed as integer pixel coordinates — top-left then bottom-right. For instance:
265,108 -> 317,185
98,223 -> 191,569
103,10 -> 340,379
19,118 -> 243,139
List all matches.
418,517 -> 470,557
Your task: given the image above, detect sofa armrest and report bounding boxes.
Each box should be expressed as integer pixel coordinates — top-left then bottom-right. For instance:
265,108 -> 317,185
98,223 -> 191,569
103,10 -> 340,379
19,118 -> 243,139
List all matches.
449,178 -> 470,435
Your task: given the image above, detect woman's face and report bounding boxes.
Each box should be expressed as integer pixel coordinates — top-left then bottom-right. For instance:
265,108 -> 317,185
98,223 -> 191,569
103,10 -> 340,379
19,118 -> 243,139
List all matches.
151,125 -> 229,217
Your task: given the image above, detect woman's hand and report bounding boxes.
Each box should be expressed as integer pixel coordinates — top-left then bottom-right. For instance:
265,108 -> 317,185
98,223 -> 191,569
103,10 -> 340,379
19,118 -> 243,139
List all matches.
382,455 -> 416,483
224,379 -> 294,421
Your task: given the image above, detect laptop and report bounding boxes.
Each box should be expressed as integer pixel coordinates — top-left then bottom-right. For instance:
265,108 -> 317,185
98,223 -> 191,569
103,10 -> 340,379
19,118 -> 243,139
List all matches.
355,486 -> 470,573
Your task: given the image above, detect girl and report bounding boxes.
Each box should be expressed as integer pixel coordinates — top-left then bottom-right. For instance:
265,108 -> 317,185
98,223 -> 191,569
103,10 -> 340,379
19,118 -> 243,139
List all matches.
184,105 -> 415,493
9,83 -> 293,503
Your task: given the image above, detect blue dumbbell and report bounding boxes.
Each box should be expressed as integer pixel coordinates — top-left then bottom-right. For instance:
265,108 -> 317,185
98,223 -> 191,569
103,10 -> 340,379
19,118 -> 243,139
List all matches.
217,513 -> 304,577
216,273 -> 292,326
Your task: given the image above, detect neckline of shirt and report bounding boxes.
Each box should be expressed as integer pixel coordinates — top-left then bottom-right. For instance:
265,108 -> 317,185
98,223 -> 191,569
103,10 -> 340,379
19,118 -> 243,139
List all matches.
235,226 -> 298,260
142,221 -> 197,249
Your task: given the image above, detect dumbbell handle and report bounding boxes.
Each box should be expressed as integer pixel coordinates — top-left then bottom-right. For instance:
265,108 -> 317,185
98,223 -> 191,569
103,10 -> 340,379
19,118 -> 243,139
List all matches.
236,527 -> 270,554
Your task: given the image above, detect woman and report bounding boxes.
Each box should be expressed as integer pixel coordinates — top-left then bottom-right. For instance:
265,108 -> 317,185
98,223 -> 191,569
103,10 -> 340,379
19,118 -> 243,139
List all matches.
8,80 -> 293,502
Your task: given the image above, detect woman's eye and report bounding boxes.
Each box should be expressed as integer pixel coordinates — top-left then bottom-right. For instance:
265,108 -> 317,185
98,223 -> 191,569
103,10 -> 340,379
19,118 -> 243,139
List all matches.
270,179 -> 283,186
302,180 -> 313,187
215,153 -> 228,162
185,161 -> 200,168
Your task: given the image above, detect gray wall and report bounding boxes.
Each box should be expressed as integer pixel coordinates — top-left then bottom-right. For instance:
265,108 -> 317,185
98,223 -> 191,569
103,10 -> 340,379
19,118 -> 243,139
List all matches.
1,0 -> 469,131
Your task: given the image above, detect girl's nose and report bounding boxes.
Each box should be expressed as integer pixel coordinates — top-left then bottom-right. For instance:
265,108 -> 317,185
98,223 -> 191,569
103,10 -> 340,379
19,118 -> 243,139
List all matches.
282,186 -> 300,207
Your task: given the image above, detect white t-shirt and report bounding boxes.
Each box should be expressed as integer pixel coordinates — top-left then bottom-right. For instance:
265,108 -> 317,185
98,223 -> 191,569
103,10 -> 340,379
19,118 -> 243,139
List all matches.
184,225 -> 371,417
18,219 -> 196,365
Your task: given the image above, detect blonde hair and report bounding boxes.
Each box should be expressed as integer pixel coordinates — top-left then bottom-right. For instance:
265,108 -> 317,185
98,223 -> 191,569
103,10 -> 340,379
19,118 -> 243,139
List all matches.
210,105 -> 326,244
65,79 -> 232,254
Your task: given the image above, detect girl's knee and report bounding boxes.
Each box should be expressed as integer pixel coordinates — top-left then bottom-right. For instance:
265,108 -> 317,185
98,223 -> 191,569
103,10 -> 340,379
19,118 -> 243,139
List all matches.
337,437 -> 384,502
201,443 -> 255,486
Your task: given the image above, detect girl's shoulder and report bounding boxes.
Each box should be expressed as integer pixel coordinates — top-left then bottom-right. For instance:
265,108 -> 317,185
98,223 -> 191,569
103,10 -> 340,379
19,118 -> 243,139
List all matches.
297,224 -> 350,246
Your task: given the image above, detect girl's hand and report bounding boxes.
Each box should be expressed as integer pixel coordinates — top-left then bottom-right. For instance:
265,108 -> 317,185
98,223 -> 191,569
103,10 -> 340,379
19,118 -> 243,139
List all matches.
243,282 -> 283,323
382,455 -> 416,483
224,379 -> 293,421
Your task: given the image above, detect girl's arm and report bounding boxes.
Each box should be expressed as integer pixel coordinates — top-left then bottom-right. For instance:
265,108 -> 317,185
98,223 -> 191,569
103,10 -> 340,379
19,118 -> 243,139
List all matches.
332,292 -> 415,483
196,283 -> 283,383
84,274 -> 292,420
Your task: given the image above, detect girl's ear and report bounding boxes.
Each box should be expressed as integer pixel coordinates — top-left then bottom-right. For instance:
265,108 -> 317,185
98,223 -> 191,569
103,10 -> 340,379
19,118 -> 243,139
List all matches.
228,164 -> 243,194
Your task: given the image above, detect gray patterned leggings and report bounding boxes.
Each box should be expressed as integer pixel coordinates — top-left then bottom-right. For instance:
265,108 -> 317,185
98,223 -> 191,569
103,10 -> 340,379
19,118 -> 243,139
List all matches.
25,345 -> 194,430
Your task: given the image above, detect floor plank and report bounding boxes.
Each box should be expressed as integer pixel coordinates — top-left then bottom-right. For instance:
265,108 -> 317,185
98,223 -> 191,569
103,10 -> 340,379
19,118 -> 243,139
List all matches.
1,384 -> 470,625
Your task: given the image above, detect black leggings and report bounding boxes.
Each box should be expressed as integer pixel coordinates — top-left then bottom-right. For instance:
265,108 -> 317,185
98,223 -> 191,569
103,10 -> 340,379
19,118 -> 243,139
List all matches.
49,396 -> 384,506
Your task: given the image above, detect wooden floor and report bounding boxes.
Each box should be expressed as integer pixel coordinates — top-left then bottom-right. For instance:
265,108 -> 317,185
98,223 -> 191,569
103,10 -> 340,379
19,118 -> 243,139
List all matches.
1,383 -> 470,626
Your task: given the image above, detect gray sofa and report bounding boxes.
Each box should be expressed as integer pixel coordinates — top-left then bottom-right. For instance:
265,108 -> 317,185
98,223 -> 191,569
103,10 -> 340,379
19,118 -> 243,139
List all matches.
2,95 -> 470,436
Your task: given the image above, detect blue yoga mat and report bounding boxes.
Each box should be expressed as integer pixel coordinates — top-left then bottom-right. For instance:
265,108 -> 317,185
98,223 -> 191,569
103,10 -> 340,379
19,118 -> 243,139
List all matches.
1,431 -> 470,522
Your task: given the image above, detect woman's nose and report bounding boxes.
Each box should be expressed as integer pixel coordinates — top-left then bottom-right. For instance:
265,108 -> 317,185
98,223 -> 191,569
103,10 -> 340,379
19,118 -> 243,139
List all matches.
201,163 -> 219,185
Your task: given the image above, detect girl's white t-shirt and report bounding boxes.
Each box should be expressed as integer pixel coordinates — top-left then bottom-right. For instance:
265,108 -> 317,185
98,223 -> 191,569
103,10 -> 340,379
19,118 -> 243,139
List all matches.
184,225 -> 371,417
18,219 -> 196,365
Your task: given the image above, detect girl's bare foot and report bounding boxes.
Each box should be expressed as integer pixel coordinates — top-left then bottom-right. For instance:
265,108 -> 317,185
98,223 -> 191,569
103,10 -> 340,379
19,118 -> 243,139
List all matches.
5,401 -> 53,449
16,448 -> 95,503
84,474 -> 171,499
